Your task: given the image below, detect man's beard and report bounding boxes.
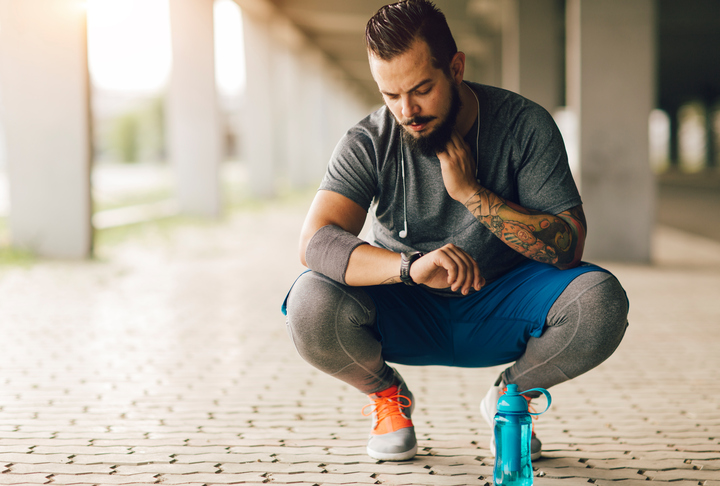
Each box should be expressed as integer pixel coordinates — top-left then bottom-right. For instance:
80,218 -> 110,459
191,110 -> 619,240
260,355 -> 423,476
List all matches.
398,83 -> 462,157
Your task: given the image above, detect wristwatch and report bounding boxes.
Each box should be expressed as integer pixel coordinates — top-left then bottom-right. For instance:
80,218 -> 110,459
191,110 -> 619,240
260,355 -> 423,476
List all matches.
400,251 -> 424,286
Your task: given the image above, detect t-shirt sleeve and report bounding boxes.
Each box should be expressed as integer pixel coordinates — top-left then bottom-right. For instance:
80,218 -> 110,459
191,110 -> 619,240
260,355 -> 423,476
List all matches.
514,105 -> 581,215
319,128 -> 378,212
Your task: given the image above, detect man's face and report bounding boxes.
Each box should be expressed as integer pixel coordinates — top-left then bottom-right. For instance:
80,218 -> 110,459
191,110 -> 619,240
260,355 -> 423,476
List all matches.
369,38 -> 461,156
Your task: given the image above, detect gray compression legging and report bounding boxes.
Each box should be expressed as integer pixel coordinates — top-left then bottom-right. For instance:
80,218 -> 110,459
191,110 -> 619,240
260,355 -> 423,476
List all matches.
285,270 -> 628,395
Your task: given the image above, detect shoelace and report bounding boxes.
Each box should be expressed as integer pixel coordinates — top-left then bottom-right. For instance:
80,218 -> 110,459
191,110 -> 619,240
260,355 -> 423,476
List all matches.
362,393 -> 412,428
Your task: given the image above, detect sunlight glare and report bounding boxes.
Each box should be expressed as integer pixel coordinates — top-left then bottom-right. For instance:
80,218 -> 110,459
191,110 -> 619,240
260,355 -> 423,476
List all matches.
214,0 -> 246,98
87,0 -> 172,92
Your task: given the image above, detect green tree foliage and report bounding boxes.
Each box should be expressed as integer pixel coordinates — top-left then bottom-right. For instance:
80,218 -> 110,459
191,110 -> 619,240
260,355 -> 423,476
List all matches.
106,96 -> 165,164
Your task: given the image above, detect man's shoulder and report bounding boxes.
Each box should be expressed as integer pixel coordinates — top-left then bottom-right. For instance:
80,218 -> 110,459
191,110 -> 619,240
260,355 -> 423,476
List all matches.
467,81 -> 549,119
467,81 -> 557,146
335,105 -> 397,162
322,106 -> 396,210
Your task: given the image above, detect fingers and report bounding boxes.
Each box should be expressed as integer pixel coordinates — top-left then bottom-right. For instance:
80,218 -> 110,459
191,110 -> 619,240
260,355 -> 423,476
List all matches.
436,131 -> 479,203
433,244 -> 484,294
438,130 -> 467,155
411,244 -> 485,294
449,130 -> 468,151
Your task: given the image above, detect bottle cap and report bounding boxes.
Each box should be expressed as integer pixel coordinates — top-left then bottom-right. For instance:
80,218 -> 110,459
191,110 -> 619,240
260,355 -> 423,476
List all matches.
496,384 -> 528,413
496,384 -> 553,415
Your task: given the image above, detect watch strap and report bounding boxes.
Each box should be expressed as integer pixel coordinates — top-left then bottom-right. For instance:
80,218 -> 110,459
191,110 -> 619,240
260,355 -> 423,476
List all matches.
400,251 -> 424,286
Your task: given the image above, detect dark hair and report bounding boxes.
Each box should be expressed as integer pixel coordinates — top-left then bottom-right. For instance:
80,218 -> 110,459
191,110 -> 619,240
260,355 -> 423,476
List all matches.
365,0 -> 458,74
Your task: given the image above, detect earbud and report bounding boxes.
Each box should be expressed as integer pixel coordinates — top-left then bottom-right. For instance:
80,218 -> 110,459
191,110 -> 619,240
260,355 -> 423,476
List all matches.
399,142 -> 409,239
399,222 -> 408,239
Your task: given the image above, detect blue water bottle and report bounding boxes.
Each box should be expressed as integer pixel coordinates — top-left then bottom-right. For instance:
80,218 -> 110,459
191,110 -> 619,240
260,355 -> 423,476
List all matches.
493,384 -> 551,486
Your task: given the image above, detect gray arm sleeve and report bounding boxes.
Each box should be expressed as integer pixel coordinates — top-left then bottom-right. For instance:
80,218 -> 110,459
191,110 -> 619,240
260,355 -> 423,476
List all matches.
305,224 -> 369,285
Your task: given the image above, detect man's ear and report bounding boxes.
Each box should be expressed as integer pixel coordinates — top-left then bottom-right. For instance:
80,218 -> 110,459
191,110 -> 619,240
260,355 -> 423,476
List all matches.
450,51 -> 466,85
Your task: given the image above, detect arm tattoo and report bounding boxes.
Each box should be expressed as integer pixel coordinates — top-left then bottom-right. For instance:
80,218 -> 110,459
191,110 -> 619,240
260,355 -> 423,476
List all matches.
465,188 -> 586,268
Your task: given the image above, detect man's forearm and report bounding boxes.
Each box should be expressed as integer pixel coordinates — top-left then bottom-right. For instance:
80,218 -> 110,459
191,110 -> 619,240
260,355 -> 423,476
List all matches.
304,224 -> 402,286
344,244 -> 402,286
464,187 -> 585,269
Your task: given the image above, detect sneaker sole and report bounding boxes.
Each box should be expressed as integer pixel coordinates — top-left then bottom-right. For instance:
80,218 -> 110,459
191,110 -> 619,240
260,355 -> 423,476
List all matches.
367,443 -> 418,462
479,392 -> 496,457
479,395 -> 494,428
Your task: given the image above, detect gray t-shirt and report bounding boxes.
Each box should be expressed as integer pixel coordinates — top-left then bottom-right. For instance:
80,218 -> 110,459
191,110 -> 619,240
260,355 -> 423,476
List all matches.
319,82 -> 581,288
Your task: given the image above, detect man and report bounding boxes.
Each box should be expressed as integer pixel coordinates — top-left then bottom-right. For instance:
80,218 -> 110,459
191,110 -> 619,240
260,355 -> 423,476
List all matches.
282,0 -> 628,462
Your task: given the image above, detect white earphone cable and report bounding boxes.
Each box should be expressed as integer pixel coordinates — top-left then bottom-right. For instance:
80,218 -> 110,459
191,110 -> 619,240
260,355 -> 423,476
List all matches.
399,82 -> 480,239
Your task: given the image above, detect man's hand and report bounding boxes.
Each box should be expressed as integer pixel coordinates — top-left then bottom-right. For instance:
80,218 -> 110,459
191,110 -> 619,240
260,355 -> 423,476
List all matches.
409,244 -> 485,295
436,130 -> 586,270
436,130 -> 481,203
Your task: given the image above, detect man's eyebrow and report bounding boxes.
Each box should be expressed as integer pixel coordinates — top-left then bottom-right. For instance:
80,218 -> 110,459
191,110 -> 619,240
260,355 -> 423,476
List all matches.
380,78 -> 433,97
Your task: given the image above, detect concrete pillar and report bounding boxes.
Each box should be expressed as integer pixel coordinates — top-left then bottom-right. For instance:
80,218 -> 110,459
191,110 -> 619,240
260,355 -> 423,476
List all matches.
232,0 -> 377,193
271,40 -> 292,188
299,49 -> 328,187
667,105 -> 680,168
566,0 -> 655,262
167,0 -> 222,216
705,99 -> 717,169
284,45 -> 310,189
0,0 -> 92,258
240,12 -> 276,197
316,57 -> 334,181
501,0 -> 520,93
490,33 -> 504,90
269,17 -> 307,190
324,70 -> 343,159
502,0 -> 563,112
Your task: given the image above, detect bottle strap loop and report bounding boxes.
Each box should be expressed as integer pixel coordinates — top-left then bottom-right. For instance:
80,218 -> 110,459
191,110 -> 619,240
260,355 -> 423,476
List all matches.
520,388 -> 552,416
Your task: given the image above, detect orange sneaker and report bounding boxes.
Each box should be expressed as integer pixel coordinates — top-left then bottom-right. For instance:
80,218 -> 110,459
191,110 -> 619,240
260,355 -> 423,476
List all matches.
362,376 -> 417,461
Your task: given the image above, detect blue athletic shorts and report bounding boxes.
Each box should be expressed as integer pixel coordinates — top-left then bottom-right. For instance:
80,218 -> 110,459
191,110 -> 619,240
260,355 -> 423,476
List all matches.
362,260 -> 606,368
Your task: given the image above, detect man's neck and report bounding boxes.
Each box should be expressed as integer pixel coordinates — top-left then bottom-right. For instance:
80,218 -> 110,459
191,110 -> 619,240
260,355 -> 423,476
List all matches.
455,82 -> 479,137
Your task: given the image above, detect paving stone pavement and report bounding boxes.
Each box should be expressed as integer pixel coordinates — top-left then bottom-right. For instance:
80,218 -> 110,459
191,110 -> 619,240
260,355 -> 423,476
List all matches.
1,195 -> 719,486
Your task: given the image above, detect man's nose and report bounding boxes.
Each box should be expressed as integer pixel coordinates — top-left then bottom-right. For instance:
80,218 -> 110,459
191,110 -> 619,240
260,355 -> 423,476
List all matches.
401,96 -> 419,118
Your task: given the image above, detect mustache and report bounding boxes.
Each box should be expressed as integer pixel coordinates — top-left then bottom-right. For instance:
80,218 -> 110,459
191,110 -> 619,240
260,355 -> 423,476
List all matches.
401,115 -> 437,126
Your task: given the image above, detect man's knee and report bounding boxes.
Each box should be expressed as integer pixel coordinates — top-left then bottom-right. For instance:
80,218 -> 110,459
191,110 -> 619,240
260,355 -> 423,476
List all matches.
583,271 -> 628,327
285,271 -> 375,357
569,270 -> 629,354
